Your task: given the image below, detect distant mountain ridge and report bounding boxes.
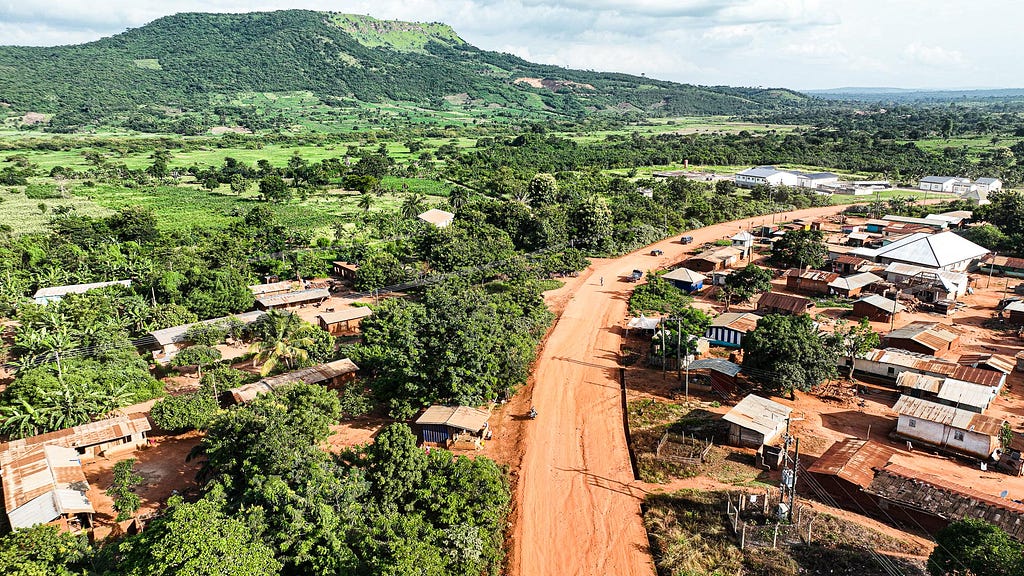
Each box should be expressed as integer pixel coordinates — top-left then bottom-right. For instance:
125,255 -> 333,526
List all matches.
806,86 -> 1024,103
0,10 -> 807,130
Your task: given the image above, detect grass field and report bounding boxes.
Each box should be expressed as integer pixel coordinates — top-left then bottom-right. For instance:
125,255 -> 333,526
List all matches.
0,189 -> 113,234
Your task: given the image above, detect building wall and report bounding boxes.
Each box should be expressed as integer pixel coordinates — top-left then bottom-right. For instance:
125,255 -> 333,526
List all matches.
896,415 -> 996,459
884,338 -> 938,357
705,326 -> 745,348
852,302 -> 899,323
786,276 -> 831,295
728,423 -> 765,448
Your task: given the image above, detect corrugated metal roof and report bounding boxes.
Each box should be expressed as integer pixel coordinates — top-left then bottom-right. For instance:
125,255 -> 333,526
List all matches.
0,415 -> 151,455
829,272 -> 882,291
857,294 -> 907,313
228,359 -> 359,404
861,231 -> 988,268
884,263 -> 966,293
882,215 -> 948,228
710,312 -> 762,333
662,268 -> 706,283
894,395 -> 1003,435
935,379 -> 996,410
895,372 -> 943,393
257,288 -> 330,308
949,365 -> 1004,387
1,445 -> 94,529
860,348 -> 958,375
731,231 -> 755,241
689,246 -> 743,264
886,322 -> 959,352
686,358 -> 742,377
248,281 -> 301,296
786,269 -> 840,283
149,311 -> 266,346
317,307 -> 373,324
807,439 -> 895,488
868,464 -> 1024,540
834,255 -> 868,265
756,292 -> 812,314
738,166 -> 785,178
33,279 -> 132,299
921,176 -> 957,184
958,353 -> 1015,375
415,406 -> 490,432
722,395 -> 792,437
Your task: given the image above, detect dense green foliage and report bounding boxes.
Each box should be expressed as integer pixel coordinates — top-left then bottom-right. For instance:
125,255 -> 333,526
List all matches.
106,458 -> 143,522
0,11 -> 805,132
721,264 -> 773,310
742,314 -> 839,398
629,272 -> 694,314
353,279 -> 553,417
0,525 -> 92,576
768,229 -> 828,270
927,519 -> 1023,576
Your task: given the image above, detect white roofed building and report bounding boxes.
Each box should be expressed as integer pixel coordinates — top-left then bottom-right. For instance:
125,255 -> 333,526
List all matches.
33,280 -> 132,305
734,166 -> 800,188
851,231 -> 989,272
417,208 -> 455,228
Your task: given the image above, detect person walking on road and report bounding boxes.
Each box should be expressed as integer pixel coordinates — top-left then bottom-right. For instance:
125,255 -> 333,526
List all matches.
599,276 -> 604,286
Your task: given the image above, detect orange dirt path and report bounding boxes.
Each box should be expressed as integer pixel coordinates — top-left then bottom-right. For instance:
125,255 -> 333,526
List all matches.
508,204 -> 849,576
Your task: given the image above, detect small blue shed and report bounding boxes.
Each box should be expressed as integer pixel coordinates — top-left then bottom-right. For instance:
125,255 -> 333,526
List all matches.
661,267 -> 706,292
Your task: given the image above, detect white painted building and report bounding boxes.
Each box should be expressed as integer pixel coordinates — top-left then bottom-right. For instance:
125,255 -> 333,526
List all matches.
851,231 -> 989,272
734,166 -> 800,188
974,177 -> 1002,193
893,396 -> 1004,459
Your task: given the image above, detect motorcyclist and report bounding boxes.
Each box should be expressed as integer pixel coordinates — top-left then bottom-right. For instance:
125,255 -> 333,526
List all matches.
528,406 -> 537,419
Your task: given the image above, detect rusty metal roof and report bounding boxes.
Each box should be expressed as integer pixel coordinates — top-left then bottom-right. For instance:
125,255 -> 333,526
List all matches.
785,269 -> 840,283
228,359 -> 359,404
1,444 -> 94,529
958,353 -> 1015,375
0,414 -> 151,455
834,254 -> 868,265
710,312 -> 762,333
689,246 -> 743,264
248,280 -> 301,296
317,307 -> 373,324
722,395 -> 792,437
860,348 -> 959,375
885,321 -> 959,352
756,292 -> 813,315
868,464 -> 1024,540
256,288 -> 330,308
950,365 -> 1005,387
415,405 -> 490,432
807,439 -> 895,489
895,372 -> 943,394
893,396 -> 1004,435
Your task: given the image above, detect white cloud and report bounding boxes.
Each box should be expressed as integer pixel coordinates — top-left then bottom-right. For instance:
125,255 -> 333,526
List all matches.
903,42 -> 966,68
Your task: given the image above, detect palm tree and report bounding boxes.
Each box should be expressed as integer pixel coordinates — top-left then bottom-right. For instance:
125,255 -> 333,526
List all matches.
358,192 -> 373,213
248,311 -> 314,376
400,192 -> 427,220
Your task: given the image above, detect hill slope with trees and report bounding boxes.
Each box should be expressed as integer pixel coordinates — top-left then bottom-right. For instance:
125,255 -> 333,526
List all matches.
0,10 -> 808,130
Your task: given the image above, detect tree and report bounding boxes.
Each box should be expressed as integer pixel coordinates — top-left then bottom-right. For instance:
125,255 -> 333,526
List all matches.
569,195 -> 613,253
401,192 -> 427,219
258,175 -> 291,202
171,345 -> 222,378
834,318 -> 880,378
0,525 -> 91,576
150,382 -> 220,432
355,251 -> 407,291
248,311 -> 315,376
229,173 -> 250,195
742,314 -> 839,398
183,323 -> 227,347
358,192 -> 373,213
362,423 -> 427,513
722,264 -> 773,311
527,173 -> 558,205
114,497 -> 281,576
928,519 -> 1023,576
107,458 -> 143,521
769,229 -> 828,270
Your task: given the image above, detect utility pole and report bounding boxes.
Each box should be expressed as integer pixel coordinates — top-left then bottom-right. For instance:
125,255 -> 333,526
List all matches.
780,417 -> 801,523
676,317 -> 682,381
988,252 -> 998,288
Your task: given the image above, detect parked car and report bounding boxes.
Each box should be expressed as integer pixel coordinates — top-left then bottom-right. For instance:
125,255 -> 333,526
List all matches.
650,249 -> 664,256
680,235 -> 694,244
629,269 -> 643,282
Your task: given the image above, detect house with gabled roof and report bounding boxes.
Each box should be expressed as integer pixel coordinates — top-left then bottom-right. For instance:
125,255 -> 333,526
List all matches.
417,208 -> 455,228
883,321 -> 960,358
852,231 -> 989,272
722,395 -> 792,448
892,396 -> 1004,459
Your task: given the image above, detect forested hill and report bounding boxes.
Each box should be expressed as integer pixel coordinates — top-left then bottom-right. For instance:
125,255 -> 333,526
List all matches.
0,10 -> 807,130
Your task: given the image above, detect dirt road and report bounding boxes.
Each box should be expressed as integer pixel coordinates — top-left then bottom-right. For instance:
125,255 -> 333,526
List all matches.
508,204 -> 850,576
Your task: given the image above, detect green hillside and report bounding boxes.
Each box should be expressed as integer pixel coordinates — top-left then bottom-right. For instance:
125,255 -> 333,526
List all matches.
0,10 -> 809,131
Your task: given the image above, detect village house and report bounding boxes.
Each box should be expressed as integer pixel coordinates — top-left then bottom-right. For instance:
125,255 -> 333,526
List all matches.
660,267 -> 706,292
225,358 -> 359,404
684,246 -> 743,273
892,395 -> 1005,459
415,405 -> 491,448
755,292 -> 813,316
805,439 -> 895,515
851,231 -> 989,272
974,177 -> 1003,193
417,208 -> 455,228
882,321 -> 961,358
785,268 -> 839,295
958,353 -> 1015,377
248,280 -> 300,299
883,262 -> 969,302
881,214 -> 949,231
331,261 -> 359,281
730,231 -> 755,256
1003,301 -> 1024,324
851,294 -> 906,323
146,310 -> 266,364
317,307 -> 373,336
0,414 -> 152,460
0,444 -> 95,532
962,189 -> 991,206
925,211 -> 972,229
845,348 -> 963,383
831,254 -> 870,275
980,254 -> 1024,278
685,358 -> 743,397
793,171 -> 839,189
722,395 -> 792,448
704,312 -> 761,348
895,372 -> 997,413
32,280 -> 132,305
918,175 -> 962,193
866,464 -> 1024,539
828,272 -> 882,298
255,288 -> 331,310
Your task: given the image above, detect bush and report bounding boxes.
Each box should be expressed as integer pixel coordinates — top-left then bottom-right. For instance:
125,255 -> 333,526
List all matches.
184,323 -> 228,347
337,383 -> 373,419
23,184 -> 62,199
150,385 -> 219,432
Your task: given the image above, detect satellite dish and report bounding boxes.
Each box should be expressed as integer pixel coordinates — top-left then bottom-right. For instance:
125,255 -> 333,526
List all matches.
1000,490 -> 1009,498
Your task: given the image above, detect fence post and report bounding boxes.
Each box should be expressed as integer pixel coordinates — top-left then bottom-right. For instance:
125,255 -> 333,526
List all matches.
740,493 -> 746,513
773,523 -> 779,549
734,502 -> 740,532
807,517 -> 815,543
741,524 -> 746,550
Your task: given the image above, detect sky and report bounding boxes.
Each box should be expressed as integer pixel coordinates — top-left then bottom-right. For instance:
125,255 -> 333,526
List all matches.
0,1 -> 1017,91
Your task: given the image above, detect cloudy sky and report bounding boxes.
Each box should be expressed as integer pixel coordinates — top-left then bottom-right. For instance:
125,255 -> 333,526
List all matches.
0,1 -> 1016,90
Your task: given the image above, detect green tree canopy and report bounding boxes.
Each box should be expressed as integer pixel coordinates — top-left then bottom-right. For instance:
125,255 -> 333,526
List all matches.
768,229 -> 828,269
742,314 -> 839,398
928,519 -> 1023,576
